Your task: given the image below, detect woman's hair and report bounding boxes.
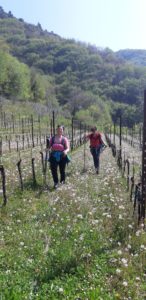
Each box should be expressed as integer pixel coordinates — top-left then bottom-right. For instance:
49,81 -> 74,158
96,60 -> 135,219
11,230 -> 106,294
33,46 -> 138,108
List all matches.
57,125 -> 64,130
90,126 -> 97,132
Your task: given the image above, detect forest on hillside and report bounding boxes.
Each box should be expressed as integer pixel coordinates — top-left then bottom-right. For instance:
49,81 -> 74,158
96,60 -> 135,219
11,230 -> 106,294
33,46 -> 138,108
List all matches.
0,6 -> 146,126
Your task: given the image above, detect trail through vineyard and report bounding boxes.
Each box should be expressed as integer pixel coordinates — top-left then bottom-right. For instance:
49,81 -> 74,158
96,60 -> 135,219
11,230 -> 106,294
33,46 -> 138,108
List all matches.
1,139 -> 146,300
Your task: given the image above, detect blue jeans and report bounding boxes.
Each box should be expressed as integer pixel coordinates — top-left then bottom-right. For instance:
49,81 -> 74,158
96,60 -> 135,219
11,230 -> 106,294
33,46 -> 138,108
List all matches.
90,146 -> 101,170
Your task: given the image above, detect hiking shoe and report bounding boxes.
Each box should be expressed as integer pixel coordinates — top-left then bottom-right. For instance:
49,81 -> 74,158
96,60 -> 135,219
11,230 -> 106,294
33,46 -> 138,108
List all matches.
54,183 -> 59,189
60,181 -> 65,184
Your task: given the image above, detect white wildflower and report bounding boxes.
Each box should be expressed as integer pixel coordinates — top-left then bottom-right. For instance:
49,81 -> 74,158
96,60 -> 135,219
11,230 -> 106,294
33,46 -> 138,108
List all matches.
123,281 -> 128,287
79,234 -> 84,241
119,214 -> 123,219
128,224 -> 133,229
92,219 -> 99,224
135,277 -> 140,281
28,258 -> 33,264
136,230 -> 141,237
116,268 -> 121,274
102,212 -> 108,216
119,205 -> 125,210
140,244 -> 145,250
19,242 -> 24,246
107,214 -> 112,218
58,287 -> 64,293
77,214 -> 83,219
121,258 -> 128,267
134,253 -> 138,257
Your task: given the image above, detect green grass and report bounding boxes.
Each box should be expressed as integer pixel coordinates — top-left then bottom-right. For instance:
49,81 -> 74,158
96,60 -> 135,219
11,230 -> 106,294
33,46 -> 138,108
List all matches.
0,145 -> 146,299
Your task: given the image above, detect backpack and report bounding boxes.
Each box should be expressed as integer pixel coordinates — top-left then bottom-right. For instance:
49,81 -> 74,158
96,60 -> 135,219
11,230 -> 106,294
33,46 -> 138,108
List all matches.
48,136 -> 71,164
51,135 -> 66,149
48,136 -> 71,163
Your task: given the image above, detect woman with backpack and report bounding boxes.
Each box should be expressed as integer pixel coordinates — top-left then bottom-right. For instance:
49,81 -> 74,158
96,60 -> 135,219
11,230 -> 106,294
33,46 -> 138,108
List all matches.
85,126 -> 106,174
48,125 -> 70,189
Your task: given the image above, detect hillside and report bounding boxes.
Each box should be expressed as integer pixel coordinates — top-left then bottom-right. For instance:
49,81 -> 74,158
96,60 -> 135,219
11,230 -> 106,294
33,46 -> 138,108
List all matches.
116,49 -> 146,66
0,6 -> 146,126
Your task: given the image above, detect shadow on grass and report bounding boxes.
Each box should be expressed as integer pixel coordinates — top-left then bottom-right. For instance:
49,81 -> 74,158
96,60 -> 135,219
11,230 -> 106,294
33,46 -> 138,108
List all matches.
23,180 -> 43,191
65,170 -> 72,177
80,168 -> 88,174
15,179 -> 51,199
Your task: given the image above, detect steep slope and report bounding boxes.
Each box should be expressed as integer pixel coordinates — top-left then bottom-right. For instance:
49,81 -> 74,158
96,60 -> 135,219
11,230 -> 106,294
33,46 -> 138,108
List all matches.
0,6 -> 146,126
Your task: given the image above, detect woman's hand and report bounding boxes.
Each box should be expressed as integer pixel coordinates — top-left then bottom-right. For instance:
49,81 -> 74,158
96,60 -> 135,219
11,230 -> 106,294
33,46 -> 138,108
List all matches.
63,150 -> 68,156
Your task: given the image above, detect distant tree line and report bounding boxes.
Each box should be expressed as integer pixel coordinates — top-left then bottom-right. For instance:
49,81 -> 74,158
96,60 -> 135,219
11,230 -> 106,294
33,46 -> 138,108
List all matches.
0,7 -> 146,126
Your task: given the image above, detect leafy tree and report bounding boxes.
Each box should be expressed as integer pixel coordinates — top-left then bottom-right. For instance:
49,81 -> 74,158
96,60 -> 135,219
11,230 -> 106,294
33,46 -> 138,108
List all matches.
0,6 -> 146,125
0,50 -> 31,100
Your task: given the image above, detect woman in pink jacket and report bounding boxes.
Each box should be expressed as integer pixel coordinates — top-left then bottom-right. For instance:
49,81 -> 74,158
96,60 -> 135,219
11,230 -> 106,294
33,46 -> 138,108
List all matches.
48,125 -> 70,189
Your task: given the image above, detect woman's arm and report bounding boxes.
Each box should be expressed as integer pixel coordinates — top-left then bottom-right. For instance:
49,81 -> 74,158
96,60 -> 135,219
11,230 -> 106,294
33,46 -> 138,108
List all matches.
47,137 -> 53,150
99,133 -> 107,147
63,137 -> 70,155
84,133 -> 91,141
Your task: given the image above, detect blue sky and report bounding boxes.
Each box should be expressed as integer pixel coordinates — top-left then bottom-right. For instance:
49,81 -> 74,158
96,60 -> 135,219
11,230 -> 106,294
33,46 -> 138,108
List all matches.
0,0 -> 145,51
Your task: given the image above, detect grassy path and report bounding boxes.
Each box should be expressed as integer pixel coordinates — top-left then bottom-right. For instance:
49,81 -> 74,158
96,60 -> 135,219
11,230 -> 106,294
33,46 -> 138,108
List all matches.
0,143 -> 146,299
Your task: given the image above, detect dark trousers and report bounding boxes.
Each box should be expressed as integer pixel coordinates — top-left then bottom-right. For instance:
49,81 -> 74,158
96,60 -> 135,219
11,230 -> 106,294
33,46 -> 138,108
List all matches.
90,146 -> 101,170
50,157 -> 66,184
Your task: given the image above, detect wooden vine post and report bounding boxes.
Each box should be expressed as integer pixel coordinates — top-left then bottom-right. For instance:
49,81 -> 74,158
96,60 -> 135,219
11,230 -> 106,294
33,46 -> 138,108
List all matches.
30,148 -> 36,186
0,165 -> 7,206
71,118 -> 74,151
17,156 -> 23,191
141,90 -> 146,222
